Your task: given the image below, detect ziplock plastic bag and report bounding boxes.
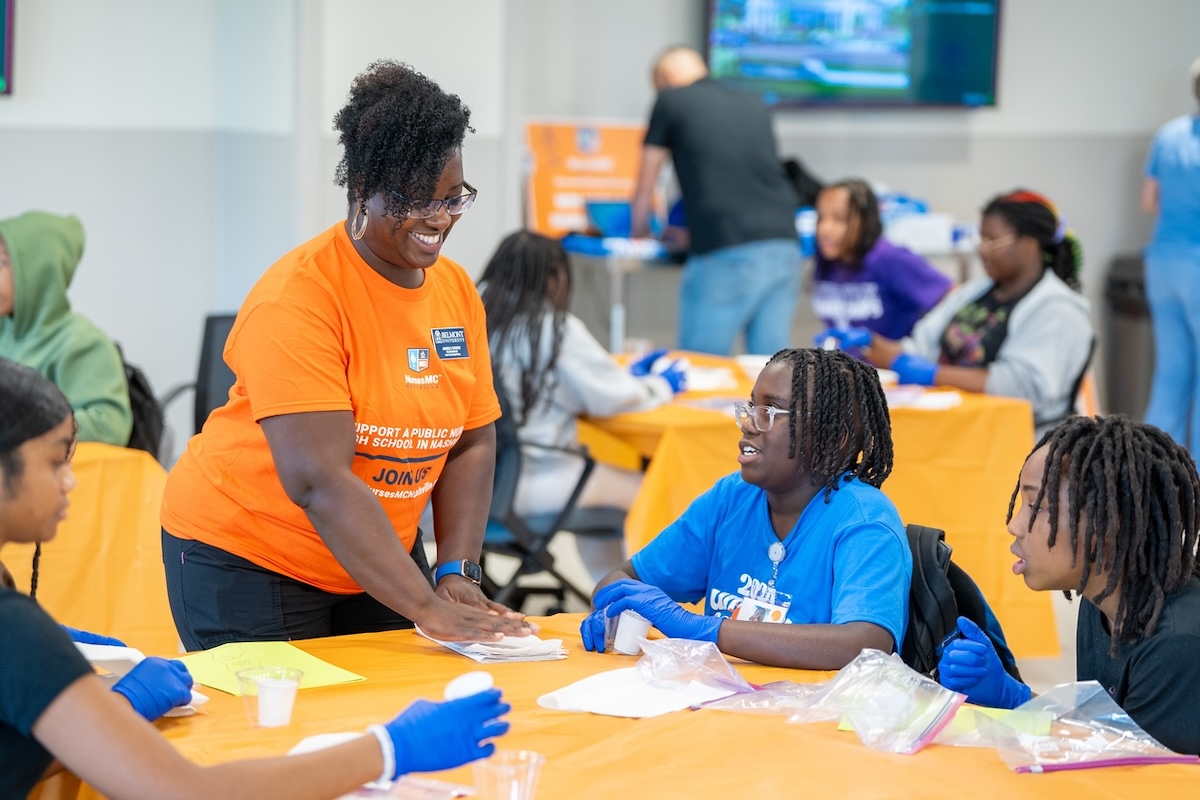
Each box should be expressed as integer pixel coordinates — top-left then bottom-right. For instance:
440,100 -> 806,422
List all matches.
785,649 -> 965,754
634,637 -> 754,695
701,680 -> 827,714
958,681 -> 1199,773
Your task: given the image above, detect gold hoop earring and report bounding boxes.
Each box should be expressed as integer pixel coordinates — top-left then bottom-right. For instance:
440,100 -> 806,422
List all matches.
350,205 -> 369,240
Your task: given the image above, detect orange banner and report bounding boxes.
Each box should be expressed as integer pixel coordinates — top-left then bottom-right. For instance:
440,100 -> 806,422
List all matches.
525,120 -> 648,238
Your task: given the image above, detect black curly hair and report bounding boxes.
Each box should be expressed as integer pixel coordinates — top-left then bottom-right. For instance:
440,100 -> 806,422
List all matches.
765,348 -> 894,499
333,60 -> 473,217
479,231 -> 571,426
982,190 -> 1083,290
1009,415 -> 1200,654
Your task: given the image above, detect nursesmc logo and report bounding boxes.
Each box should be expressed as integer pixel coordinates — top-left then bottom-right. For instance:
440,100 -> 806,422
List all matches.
407,348 -> 429,373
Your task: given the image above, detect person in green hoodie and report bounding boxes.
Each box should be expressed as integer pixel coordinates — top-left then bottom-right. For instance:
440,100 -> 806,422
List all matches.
0,211 -> 132,446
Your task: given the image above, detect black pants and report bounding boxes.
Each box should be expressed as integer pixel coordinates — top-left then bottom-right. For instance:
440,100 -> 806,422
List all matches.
162,529 -> 434,651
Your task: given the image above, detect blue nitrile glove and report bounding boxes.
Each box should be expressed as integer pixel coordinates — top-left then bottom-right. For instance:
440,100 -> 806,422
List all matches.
62,625 -> 126,647
937,616 -> 1031,709
581,579 -> 722,650
656,359 -> 688,394
629,348 -> 670,376
386,689 -> 510,778
813,327 -> 872,350
112,657 -> 194,721
891,352 -> 938,386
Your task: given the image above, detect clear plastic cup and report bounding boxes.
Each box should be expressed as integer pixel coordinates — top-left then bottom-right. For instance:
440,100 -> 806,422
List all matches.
236,666 -> 303,727
604,609 -> 651,655
472,749 -> 545,800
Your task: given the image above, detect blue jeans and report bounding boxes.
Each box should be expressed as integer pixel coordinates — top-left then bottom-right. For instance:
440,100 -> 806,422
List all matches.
1144,248 -> 1200,456
678,238 -> 801,355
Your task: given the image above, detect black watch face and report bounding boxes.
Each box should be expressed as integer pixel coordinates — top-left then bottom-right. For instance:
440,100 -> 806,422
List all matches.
463,560 -> 482,583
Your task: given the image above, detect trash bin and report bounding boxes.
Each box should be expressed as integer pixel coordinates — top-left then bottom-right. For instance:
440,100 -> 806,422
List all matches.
1103,254 -> 1155,418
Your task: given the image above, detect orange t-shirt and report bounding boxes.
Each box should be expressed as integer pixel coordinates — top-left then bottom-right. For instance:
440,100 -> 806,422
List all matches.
161,222 -> 500,593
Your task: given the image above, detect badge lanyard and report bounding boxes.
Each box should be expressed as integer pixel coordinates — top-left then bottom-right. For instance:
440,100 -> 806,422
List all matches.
768,541 -> 786,588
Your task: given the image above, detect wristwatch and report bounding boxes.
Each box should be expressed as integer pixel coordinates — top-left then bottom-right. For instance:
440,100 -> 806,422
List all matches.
434,559 -> 482,586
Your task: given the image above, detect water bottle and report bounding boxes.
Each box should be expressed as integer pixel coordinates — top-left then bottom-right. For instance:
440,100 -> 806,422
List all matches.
795,206 -> 817,258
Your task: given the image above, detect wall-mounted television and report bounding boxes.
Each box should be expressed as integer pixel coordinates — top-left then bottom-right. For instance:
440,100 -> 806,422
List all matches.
707,0 -> 1001,109
1,0 -> 13,95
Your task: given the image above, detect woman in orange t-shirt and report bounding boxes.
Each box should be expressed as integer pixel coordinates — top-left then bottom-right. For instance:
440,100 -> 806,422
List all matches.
160,60 -> 533,650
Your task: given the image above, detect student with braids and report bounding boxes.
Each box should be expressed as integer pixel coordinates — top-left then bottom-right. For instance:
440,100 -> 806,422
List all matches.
160,60 -> 534,650
812,179 -> 952,340
480,230 -> 686,581
938,415 -> 1200,755
1,359 -> 511,799
818,190 -> 1093,437
581,348 -> 912,669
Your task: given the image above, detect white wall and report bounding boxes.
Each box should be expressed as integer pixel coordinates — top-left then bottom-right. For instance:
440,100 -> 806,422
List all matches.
2,0 -> 1198,434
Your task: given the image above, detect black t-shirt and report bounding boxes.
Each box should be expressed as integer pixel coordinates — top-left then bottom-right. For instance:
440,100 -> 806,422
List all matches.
938,285 -> 1023,367
1076,574 -> 1200,755
0,586 -> 94,797
644,78 -> 798,255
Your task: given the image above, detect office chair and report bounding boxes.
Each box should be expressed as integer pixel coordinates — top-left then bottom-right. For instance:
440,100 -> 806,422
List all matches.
159,312 -> 238,441
481,382 -> 626,614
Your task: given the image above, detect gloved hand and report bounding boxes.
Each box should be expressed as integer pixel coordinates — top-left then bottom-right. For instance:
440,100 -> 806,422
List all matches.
580,579 -> 722,651
655,359 -> 688,394
386,689 -> 510,778
891,352 -> 938,386
62,625 -> 126,647
937,616 -> 1031,709
813,327 -> 872,351
629,348 -> 670,376
112,657 -> 194,721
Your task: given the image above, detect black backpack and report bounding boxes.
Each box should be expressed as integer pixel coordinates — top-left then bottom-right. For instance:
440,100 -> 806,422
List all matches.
116,344 -> 165,462
901,524 -> 1022,681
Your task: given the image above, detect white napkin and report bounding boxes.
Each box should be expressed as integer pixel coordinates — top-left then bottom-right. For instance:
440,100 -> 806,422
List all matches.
884,387 -> 964,410
75,642 -> 209,715
415,628 -> 566,663
537,667 -> 735,718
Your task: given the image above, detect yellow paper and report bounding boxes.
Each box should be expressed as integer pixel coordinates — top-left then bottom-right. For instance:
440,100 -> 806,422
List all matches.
177,642 -> 366,696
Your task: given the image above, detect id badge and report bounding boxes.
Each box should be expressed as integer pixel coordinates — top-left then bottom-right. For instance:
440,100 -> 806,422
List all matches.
732,591 -> 791,623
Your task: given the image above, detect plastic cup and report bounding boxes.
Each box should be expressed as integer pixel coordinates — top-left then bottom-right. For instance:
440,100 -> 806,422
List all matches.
236,666 -> 303,728
472,749 -> 545,800
604,609 -> 651,655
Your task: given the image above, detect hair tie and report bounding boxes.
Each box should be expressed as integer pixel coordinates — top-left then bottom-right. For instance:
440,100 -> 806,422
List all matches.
1053,215 -> 1068,245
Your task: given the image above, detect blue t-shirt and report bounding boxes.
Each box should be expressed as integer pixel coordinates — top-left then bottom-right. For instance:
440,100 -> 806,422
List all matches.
812,238 -> 953,340
1145,114 -> 1200,253
632,472 -> 912,650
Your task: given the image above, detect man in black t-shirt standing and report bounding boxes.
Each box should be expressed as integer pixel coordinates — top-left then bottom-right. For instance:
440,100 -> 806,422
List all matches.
630,46 -> 801,356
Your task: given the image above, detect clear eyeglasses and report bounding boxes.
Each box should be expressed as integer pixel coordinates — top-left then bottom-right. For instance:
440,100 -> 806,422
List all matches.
390,181 -> 478,219
733,401 -> 792,432
977,233 -> 1016,252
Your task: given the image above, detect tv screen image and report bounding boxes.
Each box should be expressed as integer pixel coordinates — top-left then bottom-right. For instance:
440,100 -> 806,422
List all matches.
707,0 -> 1001,108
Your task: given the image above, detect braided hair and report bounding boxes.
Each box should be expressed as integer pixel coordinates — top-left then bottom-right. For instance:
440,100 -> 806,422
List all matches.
766,348 -> 893,499
820,178 -> 883,267
479,231 -> 570,426
1008,415 -> 1200,653
333,60 -> 473,217
982,190 -> 1083,290
0,359 -> 74,599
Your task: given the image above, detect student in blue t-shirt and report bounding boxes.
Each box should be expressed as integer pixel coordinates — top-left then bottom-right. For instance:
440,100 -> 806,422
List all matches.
811,179 -> 952,341
580,348 -> 912,670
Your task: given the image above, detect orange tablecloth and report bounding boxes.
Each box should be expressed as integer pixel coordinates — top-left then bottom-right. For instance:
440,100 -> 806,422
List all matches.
578,354 -> 1056,658
35,614 -> 1197,799
5,442 -> 179,656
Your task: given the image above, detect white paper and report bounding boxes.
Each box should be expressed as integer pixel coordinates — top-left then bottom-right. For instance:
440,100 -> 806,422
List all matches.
76,642 -> 207,715
684,366 -> 738,392
415,628 -> 566,663
537,667 -> 735,718
884,387 -> 963,410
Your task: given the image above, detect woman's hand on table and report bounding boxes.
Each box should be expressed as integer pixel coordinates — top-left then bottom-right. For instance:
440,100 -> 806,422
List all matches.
415,595 -> 537,642
435,574 -> 526,619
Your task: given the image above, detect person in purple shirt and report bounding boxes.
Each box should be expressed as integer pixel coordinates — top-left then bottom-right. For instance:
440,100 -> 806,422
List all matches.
811,179 -> 952,340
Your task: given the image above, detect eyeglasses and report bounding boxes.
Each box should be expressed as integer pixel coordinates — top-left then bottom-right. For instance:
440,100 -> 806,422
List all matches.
978,233 -> 1017,252
390,181 -> 478,219
733,401 -> 791,432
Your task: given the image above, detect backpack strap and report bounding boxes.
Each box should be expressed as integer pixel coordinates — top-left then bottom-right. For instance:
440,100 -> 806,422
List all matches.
901,524 -> 958,676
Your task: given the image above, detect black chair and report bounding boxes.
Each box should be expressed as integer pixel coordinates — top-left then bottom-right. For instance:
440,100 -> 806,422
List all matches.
901,523 -> 1022,681
160,313 -> 238,440
481,382 -> 626,613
